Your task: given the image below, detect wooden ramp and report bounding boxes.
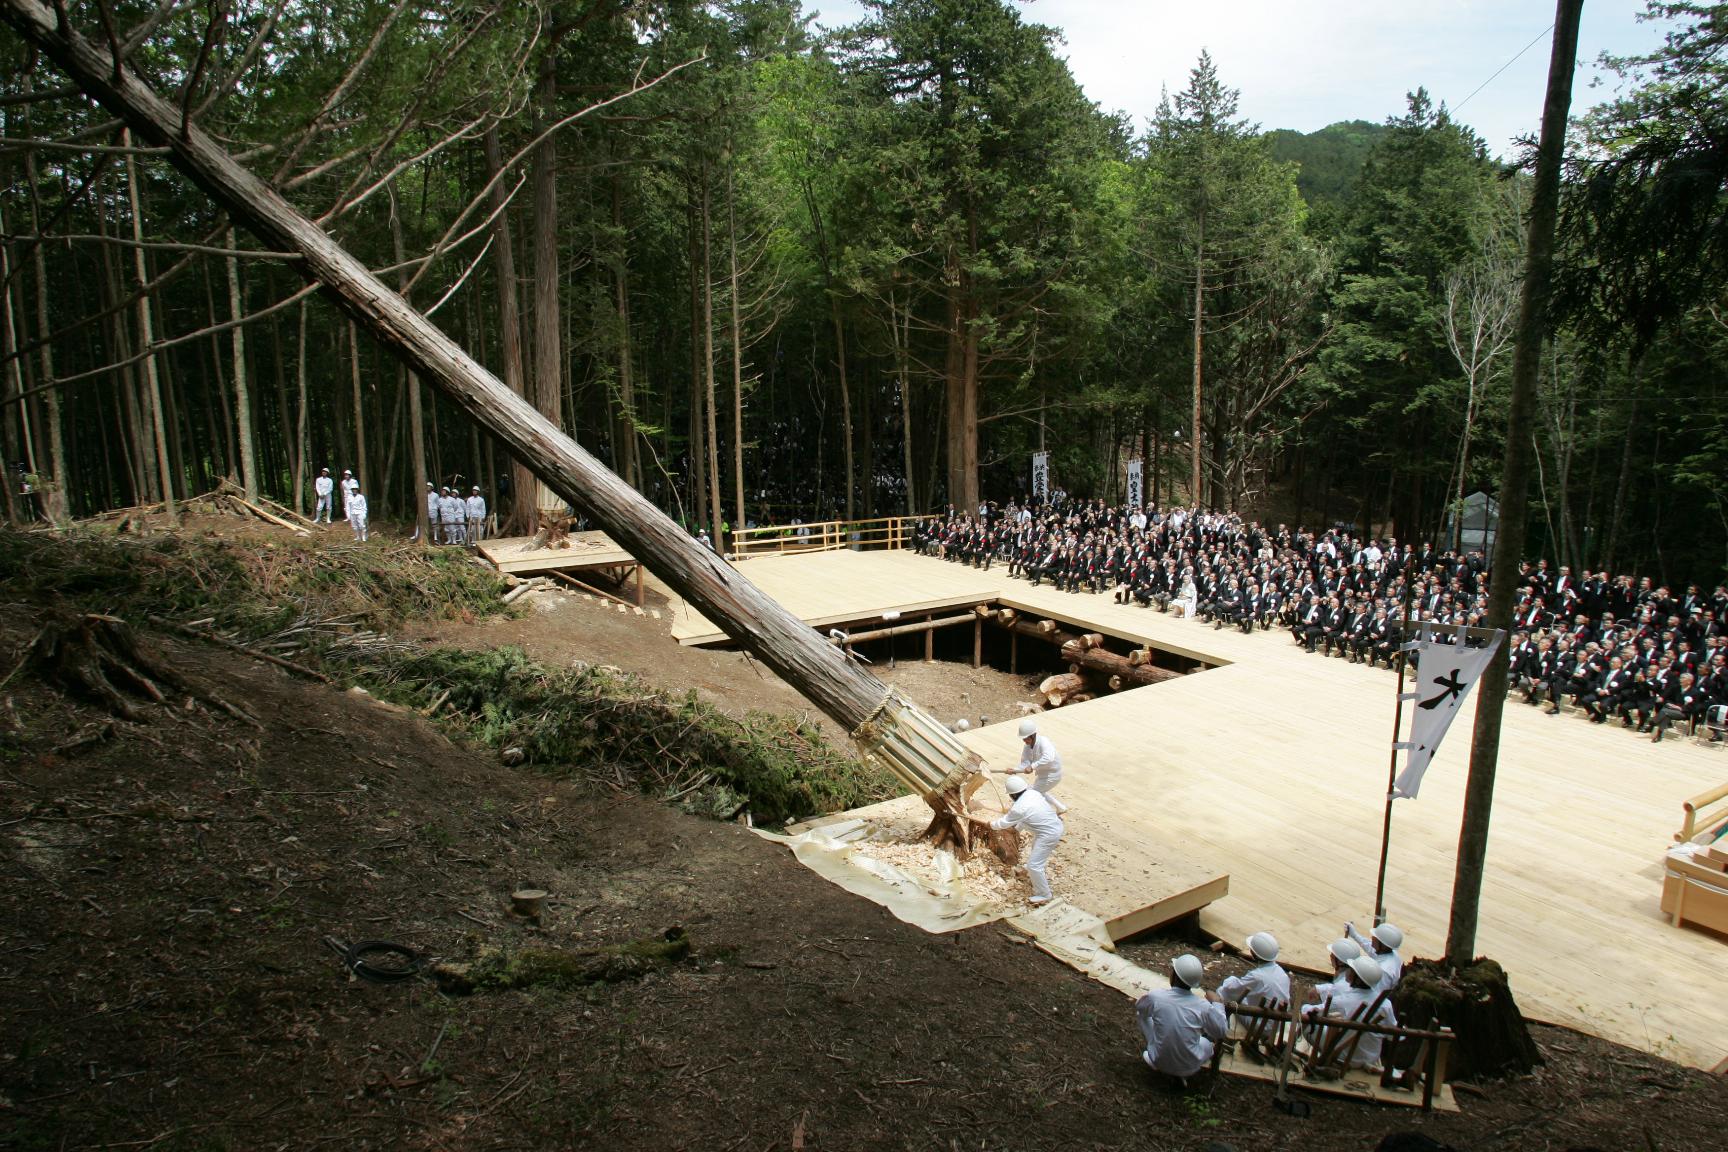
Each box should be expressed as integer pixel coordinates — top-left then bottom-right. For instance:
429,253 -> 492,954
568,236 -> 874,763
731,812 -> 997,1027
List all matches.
677,549 -> 1728,1071
670,549 -> 1000,645
477,531 -> 644,604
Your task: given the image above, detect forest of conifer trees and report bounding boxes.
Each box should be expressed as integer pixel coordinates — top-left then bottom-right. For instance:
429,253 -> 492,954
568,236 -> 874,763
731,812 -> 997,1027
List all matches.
1,0 -> 1725,582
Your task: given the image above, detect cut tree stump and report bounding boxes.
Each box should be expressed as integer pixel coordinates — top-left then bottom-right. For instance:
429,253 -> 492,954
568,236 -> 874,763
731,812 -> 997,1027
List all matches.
1395,957 -> 1542,1080
29,613 -> 260,727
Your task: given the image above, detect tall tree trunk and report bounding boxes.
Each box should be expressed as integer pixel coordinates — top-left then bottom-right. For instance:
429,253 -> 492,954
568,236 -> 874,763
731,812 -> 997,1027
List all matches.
483,126 -> 533,534
835,299 -> 854,521
611,170 -> 639,490
0,210 -> 23,525
1605,383 -> 1640,571
224,231 -> 259,502
728,162 -> 745,532
530,49 -> 562,525
895,292 -> 916,515
22,134 -> 68,523
1190,219 -> 1205,507
688,192 -> 706,530
350,319 -> 369,503
1447,0 -> 1582,970
701,175 -> 722,547
293,300 -> 309,513
123,131 -> 176,524
388,185 -> 430,542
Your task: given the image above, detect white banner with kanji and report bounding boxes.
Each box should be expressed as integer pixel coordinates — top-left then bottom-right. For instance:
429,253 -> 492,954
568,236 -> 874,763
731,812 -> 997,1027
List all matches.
1031,452 -> 1050,502
1393,630 -> 1504,799
1126,458 -> 1144,507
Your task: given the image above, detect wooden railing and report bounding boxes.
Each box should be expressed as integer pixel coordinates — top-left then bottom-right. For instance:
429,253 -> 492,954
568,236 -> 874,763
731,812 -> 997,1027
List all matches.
726,514 -> 939,560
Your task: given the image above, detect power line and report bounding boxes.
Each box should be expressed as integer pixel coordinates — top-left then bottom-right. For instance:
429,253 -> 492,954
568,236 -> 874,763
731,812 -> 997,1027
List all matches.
1453,23 -> 1555,113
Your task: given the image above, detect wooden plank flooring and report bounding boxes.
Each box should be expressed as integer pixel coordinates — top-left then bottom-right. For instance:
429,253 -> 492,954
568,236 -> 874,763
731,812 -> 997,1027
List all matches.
478,531 -> 636,575
667,548 -> 1728,1070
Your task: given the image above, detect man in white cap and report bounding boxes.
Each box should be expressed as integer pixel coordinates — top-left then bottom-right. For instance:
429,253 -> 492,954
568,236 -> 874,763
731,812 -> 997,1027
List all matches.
1217,932 -> 1290,1009
1010,717 -> 1068,814
313,468 -> 335,523
439,487 -> 464,545
339,469 -> 359,521
1345,920 -> 1405,992
1136,953 -> 1228,1082
347,482 -> 369,543
420,482 -> 439,542
990,775 -> 1063,906
1308,938 -> 1362,1007
1303,954 -> 1396,1069
465,486 -> 487,544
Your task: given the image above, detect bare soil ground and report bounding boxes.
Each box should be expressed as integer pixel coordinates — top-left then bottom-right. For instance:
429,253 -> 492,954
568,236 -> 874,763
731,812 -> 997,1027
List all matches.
2,536 -> 1724,1150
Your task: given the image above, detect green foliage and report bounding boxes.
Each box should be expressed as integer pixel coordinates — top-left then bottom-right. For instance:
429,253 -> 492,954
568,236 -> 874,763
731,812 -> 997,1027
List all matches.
1266,120 -> 1391,218
345,644 -> 896,824
0,527 -> 505,637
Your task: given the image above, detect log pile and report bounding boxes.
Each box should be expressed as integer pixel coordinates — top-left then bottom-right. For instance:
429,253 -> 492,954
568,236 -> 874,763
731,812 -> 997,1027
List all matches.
979,608 -> 1179,707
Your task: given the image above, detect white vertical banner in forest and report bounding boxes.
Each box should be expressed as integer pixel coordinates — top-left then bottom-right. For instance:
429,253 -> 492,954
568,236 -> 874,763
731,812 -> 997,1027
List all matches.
1031,452 -> 1050,503
1126,458 -> 1144,507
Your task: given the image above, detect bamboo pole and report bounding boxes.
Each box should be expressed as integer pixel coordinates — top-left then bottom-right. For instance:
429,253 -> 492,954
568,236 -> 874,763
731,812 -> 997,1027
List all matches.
0,0 -> 979,821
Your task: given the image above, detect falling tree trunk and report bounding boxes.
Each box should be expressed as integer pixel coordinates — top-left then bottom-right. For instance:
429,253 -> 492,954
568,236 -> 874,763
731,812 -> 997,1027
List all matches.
2,0 -> 988,840
122,130 -> 176,525
217,235 -> 259,505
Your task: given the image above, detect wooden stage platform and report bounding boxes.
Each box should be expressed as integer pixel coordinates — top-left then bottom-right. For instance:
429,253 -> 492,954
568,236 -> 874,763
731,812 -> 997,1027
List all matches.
666,549 -> 1728,1071
478,532 -> 644,604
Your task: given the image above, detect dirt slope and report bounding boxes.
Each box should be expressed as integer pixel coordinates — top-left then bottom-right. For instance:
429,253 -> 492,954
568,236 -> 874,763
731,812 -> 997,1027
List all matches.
1,610 -> 1723,1151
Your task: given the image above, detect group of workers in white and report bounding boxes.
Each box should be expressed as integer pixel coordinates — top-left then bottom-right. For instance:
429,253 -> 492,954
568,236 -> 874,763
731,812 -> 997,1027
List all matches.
425,483 -> 488,545
983,718 -> 1405,1084
1136,920 -> 1406,1083
312,467 -> 369,541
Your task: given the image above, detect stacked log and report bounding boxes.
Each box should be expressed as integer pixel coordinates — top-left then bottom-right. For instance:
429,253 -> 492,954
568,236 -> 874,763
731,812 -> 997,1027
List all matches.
981,608 -> 1180,701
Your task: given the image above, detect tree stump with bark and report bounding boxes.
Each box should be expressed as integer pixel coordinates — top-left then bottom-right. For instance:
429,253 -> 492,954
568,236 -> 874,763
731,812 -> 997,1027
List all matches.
1393,957 -> 1542,1080
29,613 -> 259,727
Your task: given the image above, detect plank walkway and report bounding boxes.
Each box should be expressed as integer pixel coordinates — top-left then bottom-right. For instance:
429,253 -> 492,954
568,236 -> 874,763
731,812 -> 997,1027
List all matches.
667,549 -> 1728,1070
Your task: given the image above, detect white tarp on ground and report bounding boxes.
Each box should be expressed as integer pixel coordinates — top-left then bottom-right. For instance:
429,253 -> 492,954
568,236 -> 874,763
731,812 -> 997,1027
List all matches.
757,820 -> 1169,999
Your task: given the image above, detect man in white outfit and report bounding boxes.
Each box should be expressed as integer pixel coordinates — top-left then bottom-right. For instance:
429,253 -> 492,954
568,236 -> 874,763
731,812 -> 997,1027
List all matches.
1309,938 -> 1362,1007
1011,717 -> 1069,814
347,485 -> 369,542
1217,931 -> 1291,1009
339,469 -> 359,520
424,483 -> 439,540
1136,953 -> 1228,1082
1344,920 -> 1404,995
313,468 -> 335,523
990,775 -> 1063,905
465,486 -> 487,544
1303,954 -> 1395,1069
439,487 -> 464,545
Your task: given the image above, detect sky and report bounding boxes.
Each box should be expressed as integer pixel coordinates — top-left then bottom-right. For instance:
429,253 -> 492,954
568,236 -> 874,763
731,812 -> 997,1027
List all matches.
806,1 -> 1673,159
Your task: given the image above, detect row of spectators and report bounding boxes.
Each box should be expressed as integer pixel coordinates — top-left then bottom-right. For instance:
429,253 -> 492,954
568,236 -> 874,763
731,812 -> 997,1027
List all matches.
912,498 -> 1728,744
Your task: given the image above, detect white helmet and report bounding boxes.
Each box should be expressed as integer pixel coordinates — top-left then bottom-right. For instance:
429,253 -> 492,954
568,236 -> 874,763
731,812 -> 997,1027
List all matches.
1018,718 -> 1038,739
1004,775 -> 1029,795
1372,922 -> 1404,951
1348,955 -> 1385,987
1171,954 -> 1205,988
954,718 -> 970,732
1328,938 -> 1361,965
1246,932 -> 1279,962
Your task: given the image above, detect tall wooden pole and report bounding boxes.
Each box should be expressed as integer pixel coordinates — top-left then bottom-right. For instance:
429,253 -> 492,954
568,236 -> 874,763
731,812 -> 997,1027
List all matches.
0,0 -> 979,816
1444,0 -> 1583,968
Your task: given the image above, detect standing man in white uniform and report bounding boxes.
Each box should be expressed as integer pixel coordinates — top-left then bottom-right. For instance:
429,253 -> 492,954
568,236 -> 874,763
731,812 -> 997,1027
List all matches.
313,468 -> 335,523
347,484 -> 369,542
466,486 -> 487,544
1136,954 -> 1228,1083
339,469 -> 359,521
1011,717 -> 1069,814
990,776 -> 1063,905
